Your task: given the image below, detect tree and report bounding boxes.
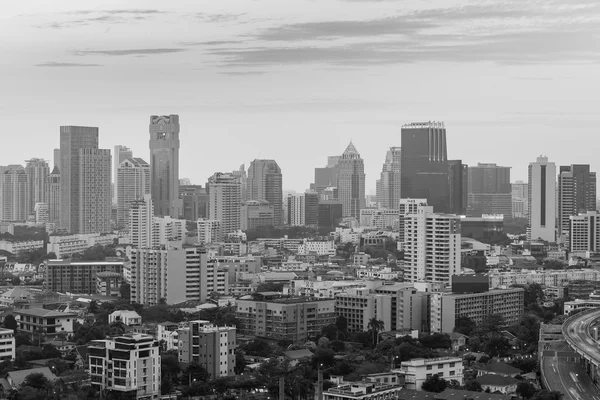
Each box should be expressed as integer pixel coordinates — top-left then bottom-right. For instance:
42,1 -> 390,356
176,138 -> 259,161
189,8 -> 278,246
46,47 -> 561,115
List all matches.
464,380 -> 483,392
255,282 -> 284,292
3,314 -> 18,330
419,333 -> 452,349
516,382 -> 536,399
483,336 -> 511,357
454,316 -> 477,336
321,324 -> 338,340
119,283 -> 130,301
422,375 -> 448,393
23,373 -> 50,389
367,318 -> 385,346
479,314 -> 506,336
532,390 -> 563,400
88,300 -> 99,314
41,344 -> 62,359
335,316 -> 348,333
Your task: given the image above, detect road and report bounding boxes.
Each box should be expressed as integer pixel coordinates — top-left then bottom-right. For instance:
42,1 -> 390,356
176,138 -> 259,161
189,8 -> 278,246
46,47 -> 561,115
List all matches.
563,308 -> 600,365
541,342 -> 600,400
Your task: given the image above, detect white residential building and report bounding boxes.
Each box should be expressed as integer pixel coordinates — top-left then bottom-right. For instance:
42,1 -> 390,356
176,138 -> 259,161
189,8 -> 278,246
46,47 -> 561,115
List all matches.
404,206 -> 461,283
47,233 -> 119,258
359,208 -> 399,230
398,199 -> 428,247
109,310 -> 142,326
117,158 -> 151,228
297,240 -> 336,256
197,219 -> 221,244
398,357 -> 464,391
0,240 -> 44,254
528,156 -> 556,242
157,322 -> 180,351
288,193 -> 306,226
178,321 -> 236,378
0,328 -> 15,361
129,195 -> 154,249
34,203 -> 49,224
569,211 -> 600,255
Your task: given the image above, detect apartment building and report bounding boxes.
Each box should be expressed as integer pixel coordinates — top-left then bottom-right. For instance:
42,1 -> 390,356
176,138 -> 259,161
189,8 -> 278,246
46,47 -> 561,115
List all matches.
359,208 -> 399,230
0,328 -> 15,361
178,320 -> 236,378
488,268 -> 600,289
236,295 -> 335,342
15,308 -> 77,336
197,219 -> 221,244
399,357 -> 464,390
88,333 -> 160,400
430,288 -> 524,333
297,240 -> 336,256
47,233 -> 119,258
45,260 -> 124,295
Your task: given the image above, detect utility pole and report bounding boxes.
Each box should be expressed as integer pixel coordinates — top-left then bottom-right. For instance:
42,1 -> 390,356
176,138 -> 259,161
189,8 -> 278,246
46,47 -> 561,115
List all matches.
279,376 -> 285,400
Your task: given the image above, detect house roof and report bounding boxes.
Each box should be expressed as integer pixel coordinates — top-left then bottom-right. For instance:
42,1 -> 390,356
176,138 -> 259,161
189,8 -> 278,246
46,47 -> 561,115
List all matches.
437,389 -> 511,400
476,374 -> 519,387
477,361 -> 522,376
110,310 -> 141,319
284,349 -> 313,360
397,389 -> 437,400
16,308 -> 77,318
450,332 -> 467,340
1,287 -> 34,300
5,367 -> 56,387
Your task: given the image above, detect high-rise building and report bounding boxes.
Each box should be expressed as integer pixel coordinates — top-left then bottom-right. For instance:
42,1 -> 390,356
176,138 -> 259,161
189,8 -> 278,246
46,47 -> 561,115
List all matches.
448,160 -> 468,215
467,163 -> 512,217
46,166 -> 60,223
337,142 -> 366,218
318,201 -> 343,229
25,158 -> 49,216
178,321 -> 237,378
129,195 -> 155,249
398,198 -> 428,250
197,219 -> 221,244
288,193 -> 305,226
149,115 -> 181,218
113,145 -> 133,205
179,185 -> 208,222
117,158 -> 151,228
305,191 -> 319,227
558,165 -> 597,242
34,203 -> 49,224
569,211 -> 600,255
53,149 -> 60,169
232,164 -> 248,202
248,159 -> 283,227
240,200 -> 274,231
88,333 -> 160,400
376,147 -> 401,210
207,172 -> 241,236
0,166 -> 28,222
528,156 -> 557,242
404,205 -> 461,283
512,181 -> 529,219
311,157 -> 340,198
59,126 -> 111,234
401,122 -> 449,213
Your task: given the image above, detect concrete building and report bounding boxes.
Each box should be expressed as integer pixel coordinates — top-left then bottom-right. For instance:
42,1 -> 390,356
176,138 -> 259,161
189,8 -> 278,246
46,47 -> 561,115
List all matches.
448,160 -> 468,216
178,321 -> 236,378
467,163 -> 512,217
569,211 -> 600,255
179,185 -> 208,222
149,115 -> 182,218
288,193 -> 306,226
297,240 -> 336,256
45,259 -> 124,295
25,158 -> 49,216
404,206 -> 461,283
96,271 -> 123,297
488,268 -> 600,289
430,288 -> 525,333
15,308 -> 77,336
129,195 -> 155,249
0,328 -> 15,361
117,157 -> 151,228
47,233 -> 118,258
59,126 -> 111,234
207,172 -> 241,237
0,166 -> 28,222
248,159 -> 283,227
88,333 -> 160,400
197,219 -> 221,244
34,203 -> 49,224
318,201 -> 343,229
113,145 -> 133,205
360,208 -> 399,230
399,357 -> 464,390
558,164 -> 597,242
157,322 -> 180,351
312,156 -> 340,198
241,200 -> 274,230
376,147 -> 402,210
512,181 -> 529,218
461,215 -> 504,242
46,166 -> 61,223
528,156 -> 557,242
0,240 -> 44,254
398,199 -> 428,247
109,310 -> 142,326
337,142 -> 366,219
236,295 -> 336,342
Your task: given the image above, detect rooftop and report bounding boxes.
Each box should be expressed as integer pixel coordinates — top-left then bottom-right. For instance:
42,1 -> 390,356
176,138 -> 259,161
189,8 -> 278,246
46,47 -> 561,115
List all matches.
16,308 -> 77,318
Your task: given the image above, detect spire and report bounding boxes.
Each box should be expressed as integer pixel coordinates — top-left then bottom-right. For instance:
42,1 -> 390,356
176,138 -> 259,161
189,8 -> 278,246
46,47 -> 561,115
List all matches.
342,141 -> 360,159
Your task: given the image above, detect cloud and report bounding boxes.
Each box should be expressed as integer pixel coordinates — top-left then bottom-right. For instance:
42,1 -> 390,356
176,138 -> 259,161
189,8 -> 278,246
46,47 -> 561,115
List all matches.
73,48 -> 187,56
34,61 -> 103,67
36,9 -> 166,29
196,13 -> 246,23
218,71 -> 268,76
179,40 -> 243,46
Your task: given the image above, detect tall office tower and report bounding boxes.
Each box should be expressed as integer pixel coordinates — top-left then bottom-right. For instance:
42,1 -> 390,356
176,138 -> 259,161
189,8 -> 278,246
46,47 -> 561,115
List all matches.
569,211 -> 600,255
376,147 -> 402,209
512,181 -> 529,218
404,205 -> 461,283
207,172 -> 241,236
305,191 -> 319,227
287,193 -> 305,226
467,163 -> 512,217
0,166 -> 28,222
149,114 -> 181,218
25,158 -> 49,215
232,164 -> 248,202
53,149 -> 60,169
311,157 -> 340,198
179,185 -> 208,221
337,142 -> 366,218
117,158 -> 151,228
129,195 -> 154,249
558,164 -> 597,242
46,166 -> 60,223
60,126 -> 111,234
448,160 -> 468,215
528,156 -> 557,242
401,122 -> 449,213
113,145 -> 133,204
248,159 -> 283,227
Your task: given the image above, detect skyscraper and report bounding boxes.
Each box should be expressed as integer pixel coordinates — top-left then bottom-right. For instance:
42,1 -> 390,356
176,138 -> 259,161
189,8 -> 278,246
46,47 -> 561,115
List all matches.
53,149 -> 60,169
46,166 -> 60,223
288,193 -> 305,226
248,160 -> 283,227
448,160 -> 468,215
149,115 -> 181,218
128,195 -> 154,249
59,126 -> 111,234
25,158 -> 49,216
207,172 -> 241,236
467,163 -> 512,217
511,181 -> 529,219
0,166 -> 28,222
558,164 -> 597,242
113,145 -> 133,204
376,147 -> 401,209
117,157 -> 151,228
337,142 -> 366,218
312,157 -> 340,199
528,156 -> 557,242
304,191 -> 319,227
401,122 -> 449,213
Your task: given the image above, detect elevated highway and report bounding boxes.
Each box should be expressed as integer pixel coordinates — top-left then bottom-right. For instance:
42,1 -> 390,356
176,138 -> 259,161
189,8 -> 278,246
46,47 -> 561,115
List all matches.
563,308 -> 600,377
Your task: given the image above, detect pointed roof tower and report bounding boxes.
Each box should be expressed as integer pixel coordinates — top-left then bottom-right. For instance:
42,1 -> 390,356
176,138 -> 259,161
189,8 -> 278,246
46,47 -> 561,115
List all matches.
342,141 -> 360,159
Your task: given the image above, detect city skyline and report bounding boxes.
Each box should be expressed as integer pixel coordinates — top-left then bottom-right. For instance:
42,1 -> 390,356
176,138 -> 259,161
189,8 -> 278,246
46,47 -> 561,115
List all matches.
3,0 -> 600,192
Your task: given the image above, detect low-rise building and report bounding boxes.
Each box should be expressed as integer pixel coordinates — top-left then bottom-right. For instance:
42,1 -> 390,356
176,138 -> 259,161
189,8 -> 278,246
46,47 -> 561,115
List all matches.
564,299 -> 600,315
88,333 -> 160,400
325,380 -> 402,400
157,322 -> 180,351
0,240 -> 44,254
47,233 -> 119,258
0,328 -> 15,361
398,357 -> 464,391
109,310 -> 142,326
298,240 -> 336,256
15,308 -> 77,336
45,260 -> 124,295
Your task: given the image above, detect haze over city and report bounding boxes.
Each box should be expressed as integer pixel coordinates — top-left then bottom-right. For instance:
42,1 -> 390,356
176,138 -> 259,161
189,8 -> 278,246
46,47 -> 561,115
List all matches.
3,0 -> 600,191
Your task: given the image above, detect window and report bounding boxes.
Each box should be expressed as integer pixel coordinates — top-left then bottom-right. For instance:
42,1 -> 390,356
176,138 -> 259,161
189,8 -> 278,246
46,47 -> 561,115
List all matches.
426,374 -> 432,379
438,364 -> 443,369
426,365 -> 432,370
449,363 -> 455,367
450,371 -> 455,376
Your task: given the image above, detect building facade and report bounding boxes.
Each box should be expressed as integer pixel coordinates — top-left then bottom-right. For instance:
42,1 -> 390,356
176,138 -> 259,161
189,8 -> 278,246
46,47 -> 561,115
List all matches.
207,172 -> 241,237
197,219 -> 221,244
528,156 -> 557,242
241,200 -> 274,230
46,166 -> 61,223
149,115 -> 181,218
113,145 -> 133,205
288,193 -> 306,226
448,160 -> 468,215
558,164 -> 597,242
117,157 -> 151,228
337,142 -> 366,219
0,328 -> 15,361
399,357 -> 464,391
179,185 -> 208,222
467,163 -> 512,217
25,158 -> 49,216
0,166 -> 28,222
376,147 -> 402,210
45,260 -> 124,295
248,159 -> 283,227
569,211 -> 600,255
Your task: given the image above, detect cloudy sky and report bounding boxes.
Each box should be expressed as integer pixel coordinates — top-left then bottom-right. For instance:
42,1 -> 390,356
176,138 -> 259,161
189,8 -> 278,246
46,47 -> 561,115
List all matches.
2,0 -> 600,192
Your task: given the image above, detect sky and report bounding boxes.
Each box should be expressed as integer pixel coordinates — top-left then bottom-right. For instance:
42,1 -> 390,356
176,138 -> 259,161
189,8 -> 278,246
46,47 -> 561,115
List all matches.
2,0 -> 600,193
